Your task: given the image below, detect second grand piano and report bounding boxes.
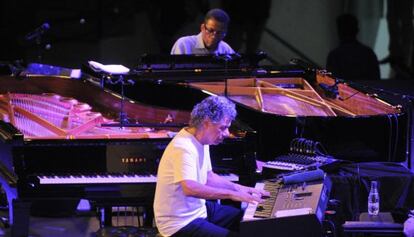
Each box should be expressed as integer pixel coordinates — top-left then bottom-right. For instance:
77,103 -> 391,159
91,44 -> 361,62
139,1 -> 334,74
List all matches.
99,55 -> 410,165
0,73 -> 256,236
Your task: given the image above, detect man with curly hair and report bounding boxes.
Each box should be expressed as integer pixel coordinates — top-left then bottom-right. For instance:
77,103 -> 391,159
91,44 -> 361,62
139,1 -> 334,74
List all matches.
154,96 -> 267,237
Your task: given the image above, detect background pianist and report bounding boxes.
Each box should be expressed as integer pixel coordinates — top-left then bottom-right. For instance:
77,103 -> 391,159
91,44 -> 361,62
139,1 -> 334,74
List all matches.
153,96 -> 268,237
170,8 -> 235,55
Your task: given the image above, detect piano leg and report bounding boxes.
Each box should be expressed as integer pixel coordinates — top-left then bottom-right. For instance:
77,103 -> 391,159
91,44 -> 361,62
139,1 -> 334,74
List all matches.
144,205 -> 154,227
11,199 -> 30,237
0,176 -> 17,225
98,206 -> 113,227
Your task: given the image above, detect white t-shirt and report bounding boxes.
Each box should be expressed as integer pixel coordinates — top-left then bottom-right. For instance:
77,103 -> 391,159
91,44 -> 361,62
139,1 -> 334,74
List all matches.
154,128 -> 212,237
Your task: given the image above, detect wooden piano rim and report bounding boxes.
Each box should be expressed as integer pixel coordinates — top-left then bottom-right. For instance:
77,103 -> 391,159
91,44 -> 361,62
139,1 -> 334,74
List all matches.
188,76 -> 401,117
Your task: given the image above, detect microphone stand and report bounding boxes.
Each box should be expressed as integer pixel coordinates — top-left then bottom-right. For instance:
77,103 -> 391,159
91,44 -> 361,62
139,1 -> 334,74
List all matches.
101,74 -> 132,128
214,54 -> 233,97
25,25 -> 48,63
35,35 -> 44,63
119,75 -> 128,126
100,73 -> 187,128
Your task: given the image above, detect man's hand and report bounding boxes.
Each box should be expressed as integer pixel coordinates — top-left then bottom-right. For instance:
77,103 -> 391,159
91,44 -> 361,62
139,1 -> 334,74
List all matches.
231,184 -> 271,204
404,217 -> 414,237
229,190 -> 261,204
235,184 -> 270,197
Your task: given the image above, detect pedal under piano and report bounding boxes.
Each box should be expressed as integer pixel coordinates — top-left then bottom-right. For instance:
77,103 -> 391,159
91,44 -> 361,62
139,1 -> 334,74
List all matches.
0,74 -> 256,237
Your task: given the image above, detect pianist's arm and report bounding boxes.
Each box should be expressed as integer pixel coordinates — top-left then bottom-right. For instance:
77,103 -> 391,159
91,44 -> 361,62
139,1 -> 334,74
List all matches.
180,171 -> 267,204
206,171 -> 269,198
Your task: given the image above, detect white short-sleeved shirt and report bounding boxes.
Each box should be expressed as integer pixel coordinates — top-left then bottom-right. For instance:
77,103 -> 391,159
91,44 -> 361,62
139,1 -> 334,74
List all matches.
153,128 -> 212,237
171,32 -> 235,55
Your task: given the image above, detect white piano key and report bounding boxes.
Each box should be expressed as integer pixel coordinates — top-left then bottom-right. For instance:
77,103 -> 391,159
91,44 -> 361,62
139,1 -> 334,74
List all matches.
243,182 -> 264,221
39,174 -> 157,184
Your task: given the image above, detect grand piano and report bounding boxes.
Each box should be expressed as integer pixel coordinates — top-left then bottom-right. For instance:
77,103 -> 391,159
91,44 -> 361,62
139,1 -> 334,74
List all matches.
88,54 -> 411,165
85,54 -> 412,236
0,70 -> 256,236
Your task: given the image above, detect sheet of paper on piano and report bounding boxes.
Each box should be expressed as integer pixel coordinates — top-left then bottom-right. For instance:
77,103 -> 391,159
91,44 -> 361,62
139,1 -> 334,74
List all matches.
88,60 -> 130,75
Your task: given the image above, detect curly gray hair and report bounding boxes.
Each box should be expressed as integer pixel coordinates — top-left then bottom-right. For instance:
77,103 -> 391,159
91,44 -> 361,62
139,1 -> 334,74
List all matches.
189,96 -> 236,128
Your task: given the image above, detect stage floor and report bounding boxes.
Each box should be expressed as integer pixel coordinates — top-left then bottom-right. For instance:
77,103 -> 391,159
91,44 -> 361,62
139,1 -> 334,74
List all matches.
0,207 -> 156,237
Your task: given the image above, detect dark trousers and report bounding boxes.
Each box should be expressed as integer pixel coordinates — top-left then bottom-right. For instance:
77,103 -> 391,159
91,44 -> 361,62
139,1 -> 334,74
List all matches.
171,201 -> 243,237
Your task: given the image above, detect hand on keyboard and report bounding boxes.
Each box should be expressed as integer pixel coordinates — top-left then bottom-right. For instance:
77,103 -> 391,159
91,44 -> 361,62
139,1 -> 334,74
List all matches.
231,184 -> 270,204
230,190 -> 263,205
235,184 -> 270,197
249,187 -> 271,198
404,217 -> 414,237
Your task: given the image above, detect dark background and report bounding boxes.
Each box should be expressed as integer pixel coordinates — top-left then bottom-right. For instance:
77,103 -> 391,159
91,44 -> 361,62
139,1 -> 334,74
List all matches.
0,0 -> 218,67
0,0 -> 278,69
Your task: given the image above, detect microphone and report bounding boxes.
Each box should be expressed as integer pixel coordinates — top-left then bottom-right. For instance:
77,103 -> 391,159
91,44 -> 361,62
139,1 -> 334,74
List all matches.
282,169 -> 325,184
290,58 -> 318,71
255,50 -> 267,59
319,82 -> 339,99
214,53 -> 232,61
214,53 -> 242,62
232,52 -> 242,59
25,23 -> 50,41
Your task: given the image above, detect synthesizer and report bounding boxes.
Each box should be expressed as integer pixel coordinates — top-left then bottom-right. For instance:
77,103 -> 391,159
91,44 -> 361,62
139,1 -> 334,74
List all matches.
261,138 -> 340,177
241,177 -> 331,237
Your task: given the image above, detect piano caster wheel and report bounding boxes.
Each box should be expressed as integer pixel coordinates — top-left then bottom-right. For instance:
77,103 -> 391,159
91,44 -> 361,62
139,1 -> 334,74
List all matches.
0,216 -> 9,228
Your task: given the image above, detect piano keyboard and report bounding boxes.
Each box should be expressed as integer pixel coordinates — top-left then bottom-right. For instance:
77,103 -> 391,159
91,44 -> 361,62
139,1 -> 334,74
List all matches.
262,154 -> 339,177
38,172 -> 239,185
243,178 -> 330,223
38,173 -> 157,184
262,154 -> 318,172
253,181 -> 282,218
243,180 -> 283,220
240,178 -> 331,237
243,182 -> 264,221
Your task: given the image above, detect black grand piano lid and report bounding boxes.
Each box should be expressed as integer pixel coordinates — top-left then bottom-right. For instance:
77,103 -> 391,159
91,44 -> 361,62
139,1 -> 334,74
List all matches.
97,66 -> 410,164
186,72 -> 409,163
